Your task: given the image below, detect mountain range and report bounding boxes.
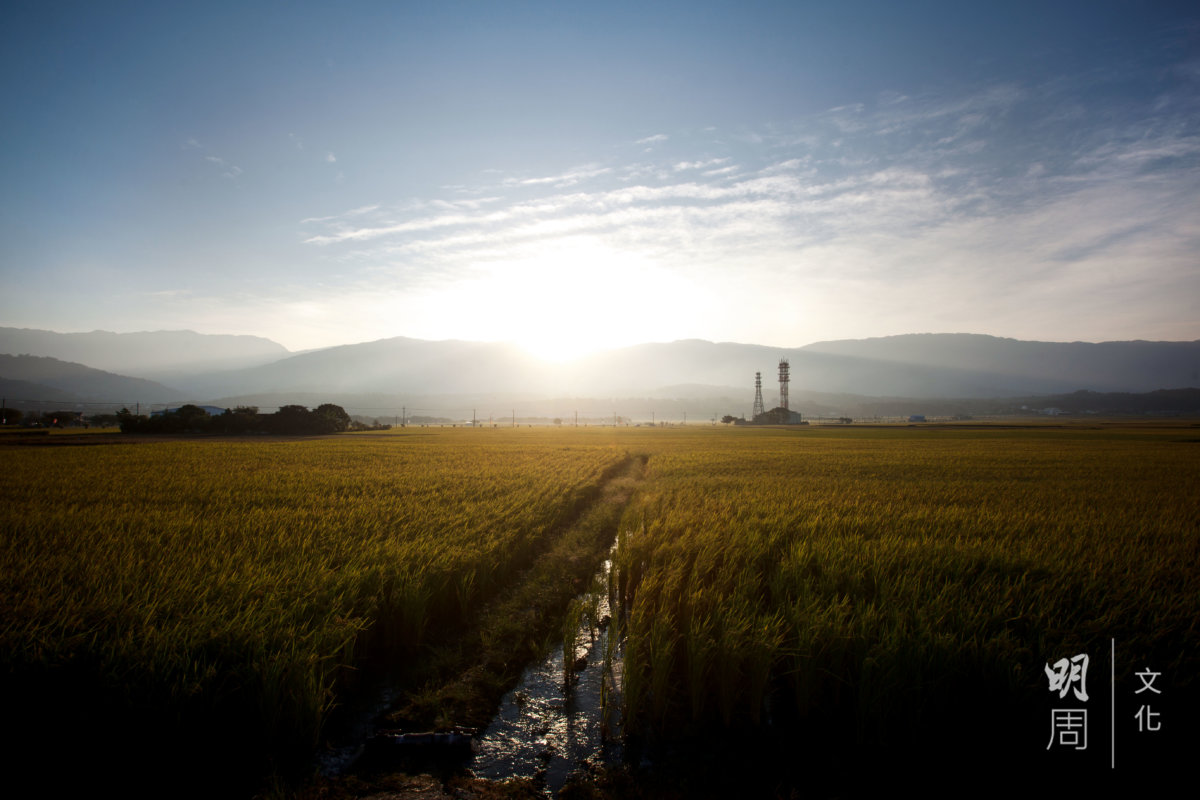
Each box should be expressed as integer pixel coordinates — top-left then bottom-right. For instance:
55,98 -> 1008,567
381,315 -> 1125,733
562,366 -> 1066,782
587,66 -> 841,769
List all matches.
1,327 -> 1198,417
0,328 -> 287,380
0,354 -> 180,405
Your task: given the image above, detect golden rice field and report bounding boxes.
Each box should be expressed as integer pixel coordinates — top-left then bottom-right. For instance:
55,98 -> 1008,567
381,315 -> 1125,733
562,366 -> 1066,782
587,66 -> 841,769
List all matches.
2,423 -> 1197,794
607,424 -> 1199,791
0,430 -> 631,791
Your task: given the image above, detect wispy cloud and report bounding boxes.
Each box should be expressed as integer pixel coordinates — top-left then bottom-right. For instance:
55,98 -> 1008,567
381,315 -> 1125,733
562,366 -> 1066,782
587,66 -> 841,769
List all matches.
502,164 -> 611,188
300,204 -> 380,225
204,155 -> 242,179
185,138 -> 242,179
295,76 -> 1200,346
635,133 -> 668,145
674,158 -> 728,171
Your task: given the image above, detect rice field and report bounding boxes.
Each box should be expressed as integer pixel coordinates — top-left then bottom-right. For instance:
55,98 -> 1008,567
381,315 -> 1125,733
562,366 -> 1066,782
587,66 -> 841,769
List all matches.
0,429 -> 630,792
607,424 -> 1200,791
2,423 -> 1196,795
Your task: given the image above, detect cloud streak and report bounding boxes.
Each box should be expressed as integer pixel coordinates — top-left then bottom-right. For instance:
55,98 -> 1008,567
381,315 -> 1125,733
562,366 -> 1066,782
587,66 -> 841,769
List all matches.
185,138 -> 243,179
204,155 -> 243,179
295,78 -> 1200,347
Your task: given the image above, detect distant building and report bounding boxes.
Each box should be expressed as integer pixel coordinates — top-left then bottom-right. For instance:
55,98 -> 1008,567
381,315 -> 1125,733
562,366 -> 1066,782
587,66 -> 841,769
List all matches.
750,406 -> 805,425
908,415 -> 926,422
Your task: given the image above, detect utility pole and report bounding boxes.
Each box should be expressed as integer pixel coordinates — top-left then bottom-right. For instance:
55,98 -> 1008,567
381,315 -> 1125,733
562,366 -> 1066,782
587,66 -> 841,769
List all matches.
402,406 -> 406,427
472,409 -> 476,428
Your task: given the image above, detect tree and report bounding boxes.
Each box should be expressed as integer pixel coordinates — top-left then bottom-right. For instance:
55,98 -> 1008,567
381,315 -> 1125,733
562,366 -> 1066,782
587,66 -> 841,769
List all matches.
173,404 -> 211,432
117,407 -> 148,433
214,406 -> 260,434
315,403 -> 351,433
271,404 -> 314,434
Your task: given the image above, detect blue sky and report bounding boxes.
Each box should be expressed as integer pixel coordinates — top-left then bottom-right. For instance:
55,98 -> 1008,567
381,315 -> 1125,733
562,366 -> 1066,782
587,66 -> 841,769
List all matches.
2,1 -> 1197,357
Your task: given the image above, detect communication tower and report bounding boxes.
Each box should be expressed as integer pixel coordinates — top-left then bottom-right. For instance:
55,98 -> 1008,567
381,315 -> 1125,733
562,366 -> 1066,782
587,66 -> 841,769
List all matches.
752,372 -> 765,419
778,359 -> 790,411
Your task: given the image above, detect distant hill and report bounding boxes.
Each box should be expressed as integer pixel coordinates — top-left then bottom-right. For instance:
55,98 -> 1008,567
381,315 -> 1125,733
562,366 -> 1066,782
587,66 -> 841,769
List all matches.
0,376 -> 82,404
185,337 -> 550,398
3,331 -> 1197,409
800,334 -> 1200,396
0,355 -> 182,404
0,327 -> 289,379
160,333 -> 1200,401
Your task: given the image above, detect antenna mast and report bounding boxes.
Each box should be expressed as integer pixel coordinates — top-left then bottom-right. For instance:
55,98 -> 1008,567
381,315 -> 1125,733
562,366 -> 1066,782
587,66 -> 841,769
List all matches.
752,371 -> 765,419
778,359 -> 790,412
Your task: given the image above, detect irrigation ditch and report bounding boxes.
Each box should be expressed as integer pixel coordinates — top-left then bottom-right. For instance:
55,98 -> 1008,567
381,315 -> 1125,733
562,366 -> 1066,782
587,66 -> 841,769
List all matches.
307,453 -> 647,798
470,549 -> 624,793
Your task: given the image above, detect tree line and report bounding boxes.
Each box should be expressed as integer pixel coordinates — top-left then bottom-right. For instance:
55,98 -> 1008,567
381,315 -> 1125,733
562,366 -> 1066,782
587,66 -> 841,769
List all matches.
118,403 -> 368,435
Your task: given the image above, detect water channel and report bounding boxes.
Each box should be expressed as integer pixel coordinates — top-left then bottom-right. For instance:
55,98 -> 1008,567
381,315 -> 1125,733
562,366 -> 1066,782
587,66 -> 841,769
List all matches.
317,555 -> 626,797
470,559 -> 624,793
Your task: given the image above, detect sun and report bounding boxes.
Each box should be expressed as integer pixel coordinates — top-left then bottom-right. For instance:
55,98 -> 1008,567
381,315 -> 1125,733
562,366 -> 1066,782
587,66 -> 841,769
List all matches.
462,238 -> 694,363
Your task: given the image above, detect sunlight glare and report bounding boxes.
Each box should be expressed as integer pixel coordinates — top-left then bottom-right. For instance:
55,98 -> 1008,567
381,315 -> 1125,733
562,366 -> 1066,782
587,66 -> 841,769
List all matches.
472,238 -> 690,362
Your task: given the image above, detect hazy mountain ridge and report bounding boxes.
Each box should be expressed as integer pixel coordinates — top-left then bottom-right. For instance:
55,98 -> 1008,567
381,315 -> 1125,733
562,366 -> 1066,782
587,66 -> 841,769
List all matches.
0,354 -> 182,403
0,327 -> 289,378
0,376 -> 83,404
2,331 -> 1198,412
802,334 -> 1200,394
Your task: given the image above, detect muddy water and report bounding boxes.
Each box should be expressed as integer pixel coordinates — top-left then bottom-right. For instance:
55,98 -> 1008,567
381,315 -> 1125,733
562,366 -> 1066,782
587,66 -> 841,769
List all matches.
470,561 -> 624,794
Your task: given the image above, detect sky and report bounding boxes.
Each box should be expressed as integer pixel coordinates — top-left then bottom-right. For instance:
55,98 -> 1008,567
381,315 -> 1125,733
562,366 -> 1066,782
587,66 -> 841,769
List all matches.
2,1 -> 1198,359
